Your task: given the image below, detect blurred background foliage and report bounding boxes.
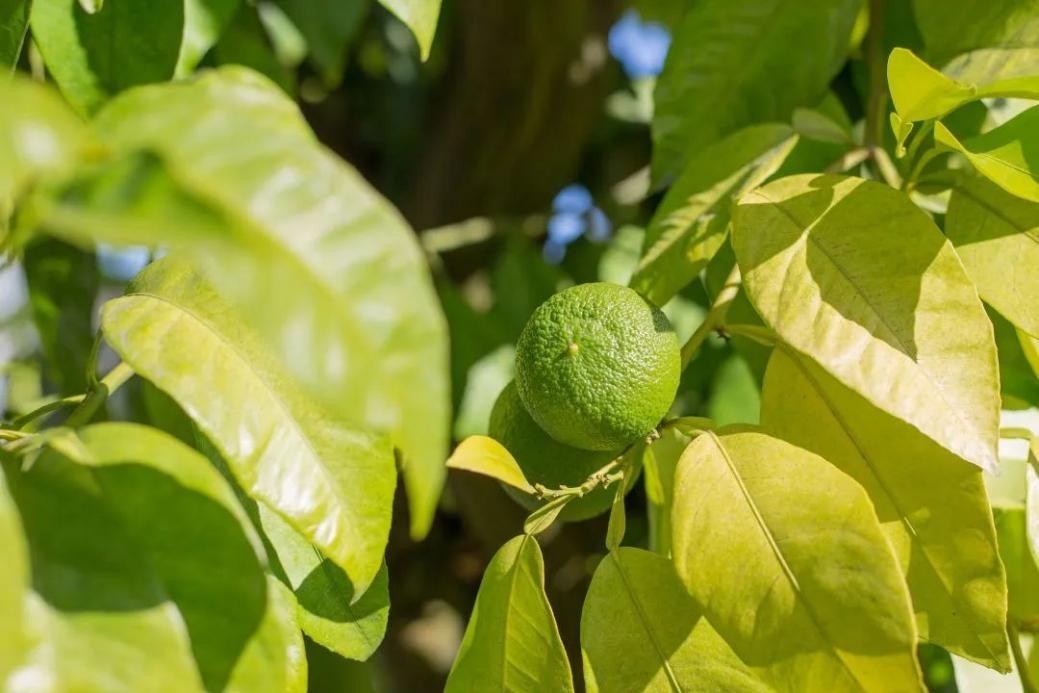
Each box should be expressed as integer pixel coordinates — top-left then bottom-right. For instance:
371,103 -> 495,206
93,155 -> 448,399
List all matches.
6,0 -> 1032,690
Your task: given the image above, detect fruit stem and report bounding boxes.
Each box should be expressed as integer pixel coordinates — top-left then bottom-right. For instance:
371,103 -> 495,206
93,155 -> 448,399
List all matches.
680,264 -> 741,369
533,453 -> 627,500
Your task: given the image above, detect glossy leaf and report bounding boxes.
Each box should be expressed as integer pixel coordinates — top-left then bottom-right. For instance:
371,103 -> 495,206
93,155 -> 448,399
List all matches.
762,349 -> 1010,670
0,0 -> 30,67
446,435 -> 534,493
101,258 -> 396,597
936,107 -> 1039,203
0,470 -> 28,684
732,174 -> 1000,472
378,0 -> 439,60
582,547 -> 767,693
631,124 -> 797,306
257,503 -> 390,661
30,0 -> 184,114
0,77 -> 90,214
3,422 -> 292,692
176,0 -> 241,76
651,0 -> 858,181
947,175 -> 1039,337
445,535 -> 574,692
41,68 -> 449,539
671,430 -> 922,691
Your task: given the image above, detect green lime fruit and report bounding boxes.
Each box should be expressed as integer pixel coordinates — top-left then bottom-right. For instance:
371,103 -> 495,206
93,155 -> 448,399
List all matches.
489,381 -> 621,521
515,282 -> 680,451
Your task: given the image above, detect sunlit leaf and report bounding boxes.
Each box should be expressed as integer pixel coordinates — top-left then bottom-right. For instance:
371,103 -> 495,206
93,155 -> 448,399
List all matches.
0,470 -> 28,683
936,108 -> 1039,203
176,0 -> 241,76
30,0 -> 184,114
762,349 -> 1010,670
732,174 -> 1000,472
947,175 -> 1039,337
101,259 -> 395,596
651,0 -> 858,180
632,124 -> 797,306
256,504 -> 390,661
378,0 -> 439,60
3,422 -> 288,692
38,68 -> 449,539
445,535 -> 574,692
447,435 -> 534,494
671,430 -> 922,691
582,547 -> 767,692
912,0 -> 1039,70
228,577 -> 308,693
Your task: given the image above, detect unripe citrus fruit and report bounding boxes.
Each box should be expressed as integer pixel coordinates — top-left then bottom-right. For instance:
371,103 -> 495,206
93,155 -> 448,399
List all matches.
515,282 -> 680,451
489,381 -> 620,521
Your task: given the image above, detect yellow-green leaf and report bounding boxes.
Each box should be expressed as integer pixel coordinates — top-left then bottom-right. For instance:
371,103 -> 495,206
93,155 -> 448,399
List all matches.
732,174 -> 1000,472
947,174 -> 1039,337
762,349 -> 1010,670
378,0 -> 439,60
445,535 -> 574,692
936,108 -> 1039,203
581,547 -> 768,692
671,430 -> 923,692
631,124 -> 797,306
0,469 -> 28,683
446,435 -> 534,493
101,259 -> 395,597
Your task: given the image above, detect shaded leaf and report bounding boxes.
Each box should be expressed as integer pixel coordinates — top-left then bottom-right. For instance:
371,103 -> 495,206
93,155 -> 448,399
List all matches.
447,435 -> 534,494
274,0 -> 368,86
445,535 -> 574,692
632,124 -> 797,306
762,349 -> 1010,670
378,0 -> 439,60
1029,442 -> 1039,566
0,470 -> 28,683
643,426 -> 689,556
936,107 -> 1039,203
257,503 -> 389,661
22,238 -> 98,394
651,0 -> 858,180
522,495 -> 573,536
732,174 -> 1000,472
40,68 -> 448,539
30,0 -> 184,114
912,0 -> 1039,70
947,175 -> 1039,337
0,0 -> 30,68
176,0 -> 241,76
582,547 -> 767,693
211,3 -> 294,94
671,430 -> 922,691
101,259 -> 395,597
994,507 -> 1039,630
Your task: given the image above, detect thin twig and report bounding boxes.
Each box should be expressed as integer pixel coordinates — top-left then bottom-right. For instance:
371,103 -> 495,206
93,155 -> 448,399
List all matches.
64,362 -> 135,428
8,394 -> 86,430
1008,621 -> 1039,693
681,264 -> 741,369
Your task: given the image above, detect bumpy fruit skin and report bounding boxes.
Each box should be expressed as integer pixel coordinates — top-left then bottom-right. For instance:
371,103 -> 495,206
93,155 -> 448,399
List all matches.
489,381 -> 619,521
515,282 -> 680,451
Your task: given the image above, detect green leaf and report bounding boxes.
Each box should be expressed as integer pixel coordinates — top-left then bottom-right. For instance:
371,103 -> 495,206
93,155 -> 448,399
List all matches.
936,107 -> 1039,203
582,547 -> 768,693
274,0 -> 368,86
3,422 -> 287,692
706,353 -> 760,427
176,0 -> 241,76
0,77 -> 90,215
912,0 -> 1039,70
671,430 -> 922,691
445,535 -> 574,692
256,503 -> 390,661
211,3 -> 294,94
887,48 -> 977,122
762,349 -> 1010,670
377,0 -> 439,60
227,576 -> 308,693
0,470 -> 28,683
101,258 -> 396,597
1028,442 -> 1039,566
631,124 -> 797,306
41,68 -> 449,539
446,435 -> 534,494
29,0 -> 184,114
732,174 -> 1000,472
22,238 -> 98,395
522,495 -> 573,536
651,0 -> 859,181
947,175 -> 1039,337
995,507 -> 1039,630
0,0 -> 30,68
643,426 -> 689,556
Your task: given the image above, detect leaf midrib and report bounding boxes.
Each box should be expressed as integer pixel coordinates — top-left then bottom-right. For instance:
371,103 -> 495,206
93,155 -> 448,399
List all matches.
704,431 -> 865,690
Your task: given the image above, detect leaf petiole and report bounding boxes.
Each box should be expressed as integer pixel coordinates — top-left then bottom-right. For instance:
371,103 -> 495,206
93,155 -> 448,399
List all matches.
64,361 -> 135,428
680,264 -> 741,369
1008,621 -> 1038,693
